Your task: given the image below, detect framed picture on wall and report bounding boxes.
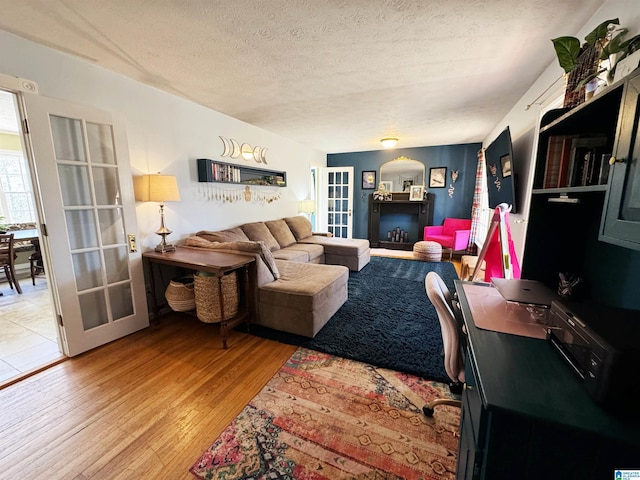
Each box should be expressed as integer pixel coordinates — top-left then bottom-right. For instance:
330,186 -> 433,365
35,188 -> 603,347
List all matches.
500,154 -> 512,178
362,170 -> 376,189
429,167 -> 447,188
409,185 -> 424,201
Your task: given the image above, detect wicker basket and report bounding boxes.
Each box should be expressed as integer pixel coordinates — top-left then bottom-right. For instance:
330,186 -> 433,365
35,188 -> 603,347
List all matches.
194,271 -> 239,323
165,276 -> 196,312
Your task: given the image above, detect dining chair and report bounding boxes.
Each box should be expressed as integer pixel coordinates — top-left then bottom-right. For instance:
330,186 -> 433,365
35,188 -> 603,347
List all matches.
0,233 -> 23,294
28,238 -> 45,285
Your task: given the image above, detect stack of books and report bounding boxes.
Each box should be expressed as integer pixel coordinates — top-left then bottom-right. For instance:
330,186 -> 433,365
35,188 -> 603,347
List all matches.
542,135 -> 610,188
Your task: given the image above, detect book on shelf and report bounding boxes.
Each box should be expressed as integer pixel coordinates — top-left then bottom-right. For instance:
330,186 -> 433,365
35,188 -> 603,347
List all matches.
556,136 -> 575,188
567,136 -> 608,187
544,135 -> 576,188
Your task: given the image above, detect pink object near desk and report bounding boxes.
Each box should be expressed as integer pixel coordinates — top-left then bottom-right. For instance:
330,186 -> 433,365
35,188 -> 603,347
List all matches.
462,283 -> 549,339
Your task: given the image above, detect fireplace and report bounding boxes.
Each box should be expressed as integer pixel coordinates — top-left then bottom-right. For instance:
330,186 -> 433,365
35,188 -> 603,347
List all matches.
368,193 -> 435,250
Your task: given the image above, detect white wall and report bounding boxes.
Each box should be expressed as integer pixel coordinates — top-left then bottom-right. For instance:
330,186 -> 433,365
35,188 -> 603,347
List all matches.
0,30 -> 326,250
483,0 -> 640,262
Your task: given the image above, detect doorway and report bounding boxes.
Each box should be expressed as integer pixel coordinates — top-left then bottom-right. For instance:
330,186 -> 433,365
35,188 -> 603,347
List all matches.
317,166 -> 354,238
0,89 -> 62,387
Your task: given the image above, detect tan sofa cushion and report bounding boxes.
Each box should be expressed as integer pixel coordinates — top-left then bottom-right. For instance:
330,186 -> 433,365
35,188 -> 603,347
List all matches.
265,219 -> 297,248
196,227 -> 249,243
272,248 -> 310,262
240,222 -> 280,252
259,260 -> 349,337
284,216 -> 313,240
298,235 -> 370,256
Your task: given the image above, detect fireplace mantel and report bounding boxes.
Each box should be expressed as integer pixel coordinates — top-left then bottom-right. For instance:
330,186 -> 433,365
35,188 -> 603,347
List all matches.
368,192 -> 435,250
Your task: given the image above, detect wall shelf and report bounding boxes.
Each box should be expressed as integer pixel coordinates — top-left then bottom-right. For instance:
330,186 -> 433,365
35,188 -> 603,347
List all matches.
197,158 -> 286,187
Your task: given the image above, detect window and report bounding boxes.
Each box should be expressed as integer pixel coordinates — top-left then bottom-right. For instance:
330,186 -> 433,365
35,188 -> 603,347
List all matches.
0,149 -> 36,224
0,89 -> 36,225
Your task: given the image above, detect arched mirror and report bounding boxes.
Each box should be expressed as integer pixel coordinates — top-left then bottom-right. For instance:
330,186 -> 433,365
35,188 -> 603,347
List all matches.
379,156 -> 425,192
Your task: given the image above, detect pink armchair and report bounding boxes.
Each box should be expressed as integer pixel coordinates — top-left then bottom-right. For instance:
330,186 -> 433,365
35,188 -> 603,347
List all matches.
424,218 -> 472,252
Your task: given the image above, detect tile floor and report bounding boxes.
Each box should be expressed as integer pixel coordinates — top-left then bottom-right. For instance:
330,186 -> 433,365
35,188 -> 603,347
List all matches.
0,275 -> 64,386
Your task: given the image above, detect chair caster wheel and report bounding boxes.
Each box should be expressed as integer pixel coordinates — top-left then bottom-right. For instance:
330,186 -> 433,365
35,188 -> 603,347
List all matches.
422,405 -> 434,417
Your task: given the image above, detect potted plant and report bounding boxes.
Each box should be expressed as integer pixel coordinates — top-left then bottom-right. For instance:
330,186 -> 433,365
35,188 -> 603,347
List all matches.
552,18 -> 640,89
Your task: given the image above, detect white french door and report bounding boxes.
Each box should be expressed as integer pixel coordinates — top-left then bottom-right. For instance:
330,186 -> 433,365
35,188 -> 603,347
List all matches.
22,94 -> 148,356
318,167 -> 353,238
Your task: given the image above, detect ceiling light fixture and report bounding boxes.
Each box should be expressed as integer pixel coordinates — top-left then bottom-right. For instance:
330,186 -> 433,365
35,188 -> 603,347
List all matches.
380,137 -> 398,148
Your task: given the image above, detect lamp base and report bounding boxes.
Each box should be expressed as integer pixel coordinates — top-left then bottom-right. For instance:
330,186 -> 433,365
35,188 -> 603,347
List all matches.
155,242 -> 176,253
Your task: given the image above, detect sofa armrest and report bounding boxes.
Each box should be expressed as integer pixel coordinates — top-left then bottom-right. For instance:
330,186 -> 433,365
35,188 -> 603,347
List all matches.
312,232 -> 334,237
452,229 -> 471,251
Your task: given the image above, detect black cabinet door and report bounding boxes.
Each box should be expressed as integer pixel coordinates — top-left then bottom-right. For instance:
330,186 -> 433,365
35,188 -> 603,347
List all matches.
601,73 -> 640,249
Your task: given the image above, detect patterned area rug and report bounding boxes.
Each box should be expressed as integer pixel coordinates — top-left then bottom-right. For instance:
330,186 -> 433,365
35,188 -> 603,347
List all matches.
190,348 -> 460,479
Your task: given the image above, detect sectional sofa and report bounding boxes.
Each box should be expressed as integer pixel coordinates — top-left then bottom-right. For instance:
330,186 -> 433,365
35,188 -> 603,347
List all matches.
183,216 -> 370,337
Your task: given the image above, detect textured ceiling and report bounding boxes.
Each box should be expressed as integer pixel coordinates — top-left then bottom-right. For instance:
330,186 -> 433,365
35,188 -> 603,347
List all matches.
0,0 -> 605,153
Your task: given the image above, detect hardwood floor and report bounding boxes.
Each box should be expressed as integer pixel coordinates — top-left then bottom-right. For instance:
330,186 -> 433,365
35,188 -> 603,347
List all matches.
0,313 -> 297,479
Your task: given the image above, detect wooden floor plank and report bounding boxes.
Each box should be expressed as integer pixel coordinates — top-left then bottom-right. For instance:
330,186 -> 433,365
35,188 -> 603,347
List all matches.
0,313 -> 297,479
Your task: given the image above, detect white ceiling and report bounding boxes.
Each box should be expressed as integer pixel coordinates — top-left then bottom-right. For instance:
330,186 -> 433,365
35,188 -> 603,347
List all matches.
0,0 -> 605,153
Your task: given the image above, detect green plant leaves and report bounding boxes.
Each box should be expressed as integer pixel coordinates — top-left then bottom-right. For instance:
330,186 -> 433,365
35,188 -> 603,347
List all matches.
552,36 -> 582,73
585,18 -> 619,45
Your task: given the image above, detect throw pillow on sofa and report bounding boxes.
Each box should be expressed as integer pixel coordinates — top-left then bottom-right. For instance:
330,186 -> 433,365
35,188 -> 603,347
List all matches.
196,227 -> 249,243
240,222 -> 281,252
284,216 -> 313,240
184,236 -> 280,280
265,219 -> 297,248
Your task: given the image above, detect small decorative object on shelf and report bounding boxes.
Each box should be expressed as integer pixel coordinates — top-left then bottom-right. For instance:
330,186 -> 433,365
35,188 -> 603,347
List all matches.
373,189 -> 392,201
409,185 -> 424,201
387,226 -> 409,244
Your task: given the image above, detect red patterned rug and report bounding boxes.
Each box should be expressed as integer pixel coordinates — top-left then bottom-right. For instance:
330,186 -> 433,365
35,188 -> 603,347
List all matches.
190,348 -> 460,479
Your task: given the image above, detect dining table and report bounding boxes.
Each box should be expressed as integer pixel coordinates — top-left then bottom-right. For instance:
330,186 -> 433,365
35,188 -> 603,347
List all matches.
1,228 -> 41,296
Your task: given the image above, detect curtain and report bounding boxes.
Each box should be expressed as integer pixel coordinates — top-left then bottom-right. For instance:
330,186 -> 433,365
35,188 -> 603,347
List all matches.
467,148 -> 489,254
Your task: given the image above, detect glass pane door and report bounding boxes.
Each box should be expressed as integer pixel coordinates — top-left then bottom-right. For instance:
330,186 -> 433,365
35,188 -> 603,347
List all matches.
24,94 -> 148,356
324,167 -> 353,238
51,116 -> 132,331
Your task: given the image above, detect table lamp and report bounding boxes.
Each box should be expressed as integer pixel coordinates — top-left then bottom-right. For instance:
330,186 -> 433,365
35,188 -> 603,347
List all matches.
136,174 -> 181,252
298,199 -> 316,216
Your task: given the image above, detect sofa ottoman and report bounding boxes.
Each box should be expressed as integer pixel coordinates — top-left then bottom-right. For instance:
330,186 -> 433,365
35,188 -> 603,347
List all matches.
413,240 -> 442,261
258,260 -> 348,337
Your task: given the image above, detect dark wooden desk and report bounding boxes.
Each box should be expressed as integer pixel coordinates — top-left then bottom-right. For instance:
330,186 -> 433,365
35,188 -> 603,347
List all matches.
454,280 -> 640,479
142,247 -> 256,349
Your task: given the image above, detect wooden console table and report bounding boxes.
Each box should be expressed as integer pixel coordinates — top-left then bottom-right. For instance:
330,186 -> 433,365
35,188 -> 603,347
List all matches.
142,247 -> 256,349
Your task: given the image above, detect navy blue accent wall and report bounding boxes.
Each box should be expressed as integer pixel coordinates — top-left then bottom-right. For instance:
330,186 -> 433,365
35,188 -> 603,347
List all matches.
328,143 -> 481,240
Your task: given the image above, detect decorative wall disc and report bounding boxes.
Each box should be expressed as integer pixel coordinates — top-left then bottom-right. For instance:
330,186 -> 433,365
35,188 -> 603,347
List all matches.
218,136 -> 268,164
230,138 -> 241,158
219,136 -> 231,157
241,143 -> 253,160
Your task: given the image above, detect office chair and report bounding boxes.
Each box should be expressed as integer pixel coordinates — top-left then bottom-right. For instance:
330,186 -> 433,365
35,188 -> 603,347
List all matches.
422,271 -> 464,416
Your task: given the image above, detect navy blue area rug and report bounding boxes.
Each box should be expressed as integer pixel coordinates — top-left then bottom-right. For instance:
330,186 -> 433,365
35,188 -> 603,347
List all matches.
240,256 -> 459,383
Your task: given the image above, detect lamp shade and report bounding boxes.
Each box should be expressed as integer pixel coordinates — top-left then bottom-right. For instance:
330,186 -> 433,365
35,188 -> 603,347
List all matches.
135,174 -> 181,202
298,199 -> 316,214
